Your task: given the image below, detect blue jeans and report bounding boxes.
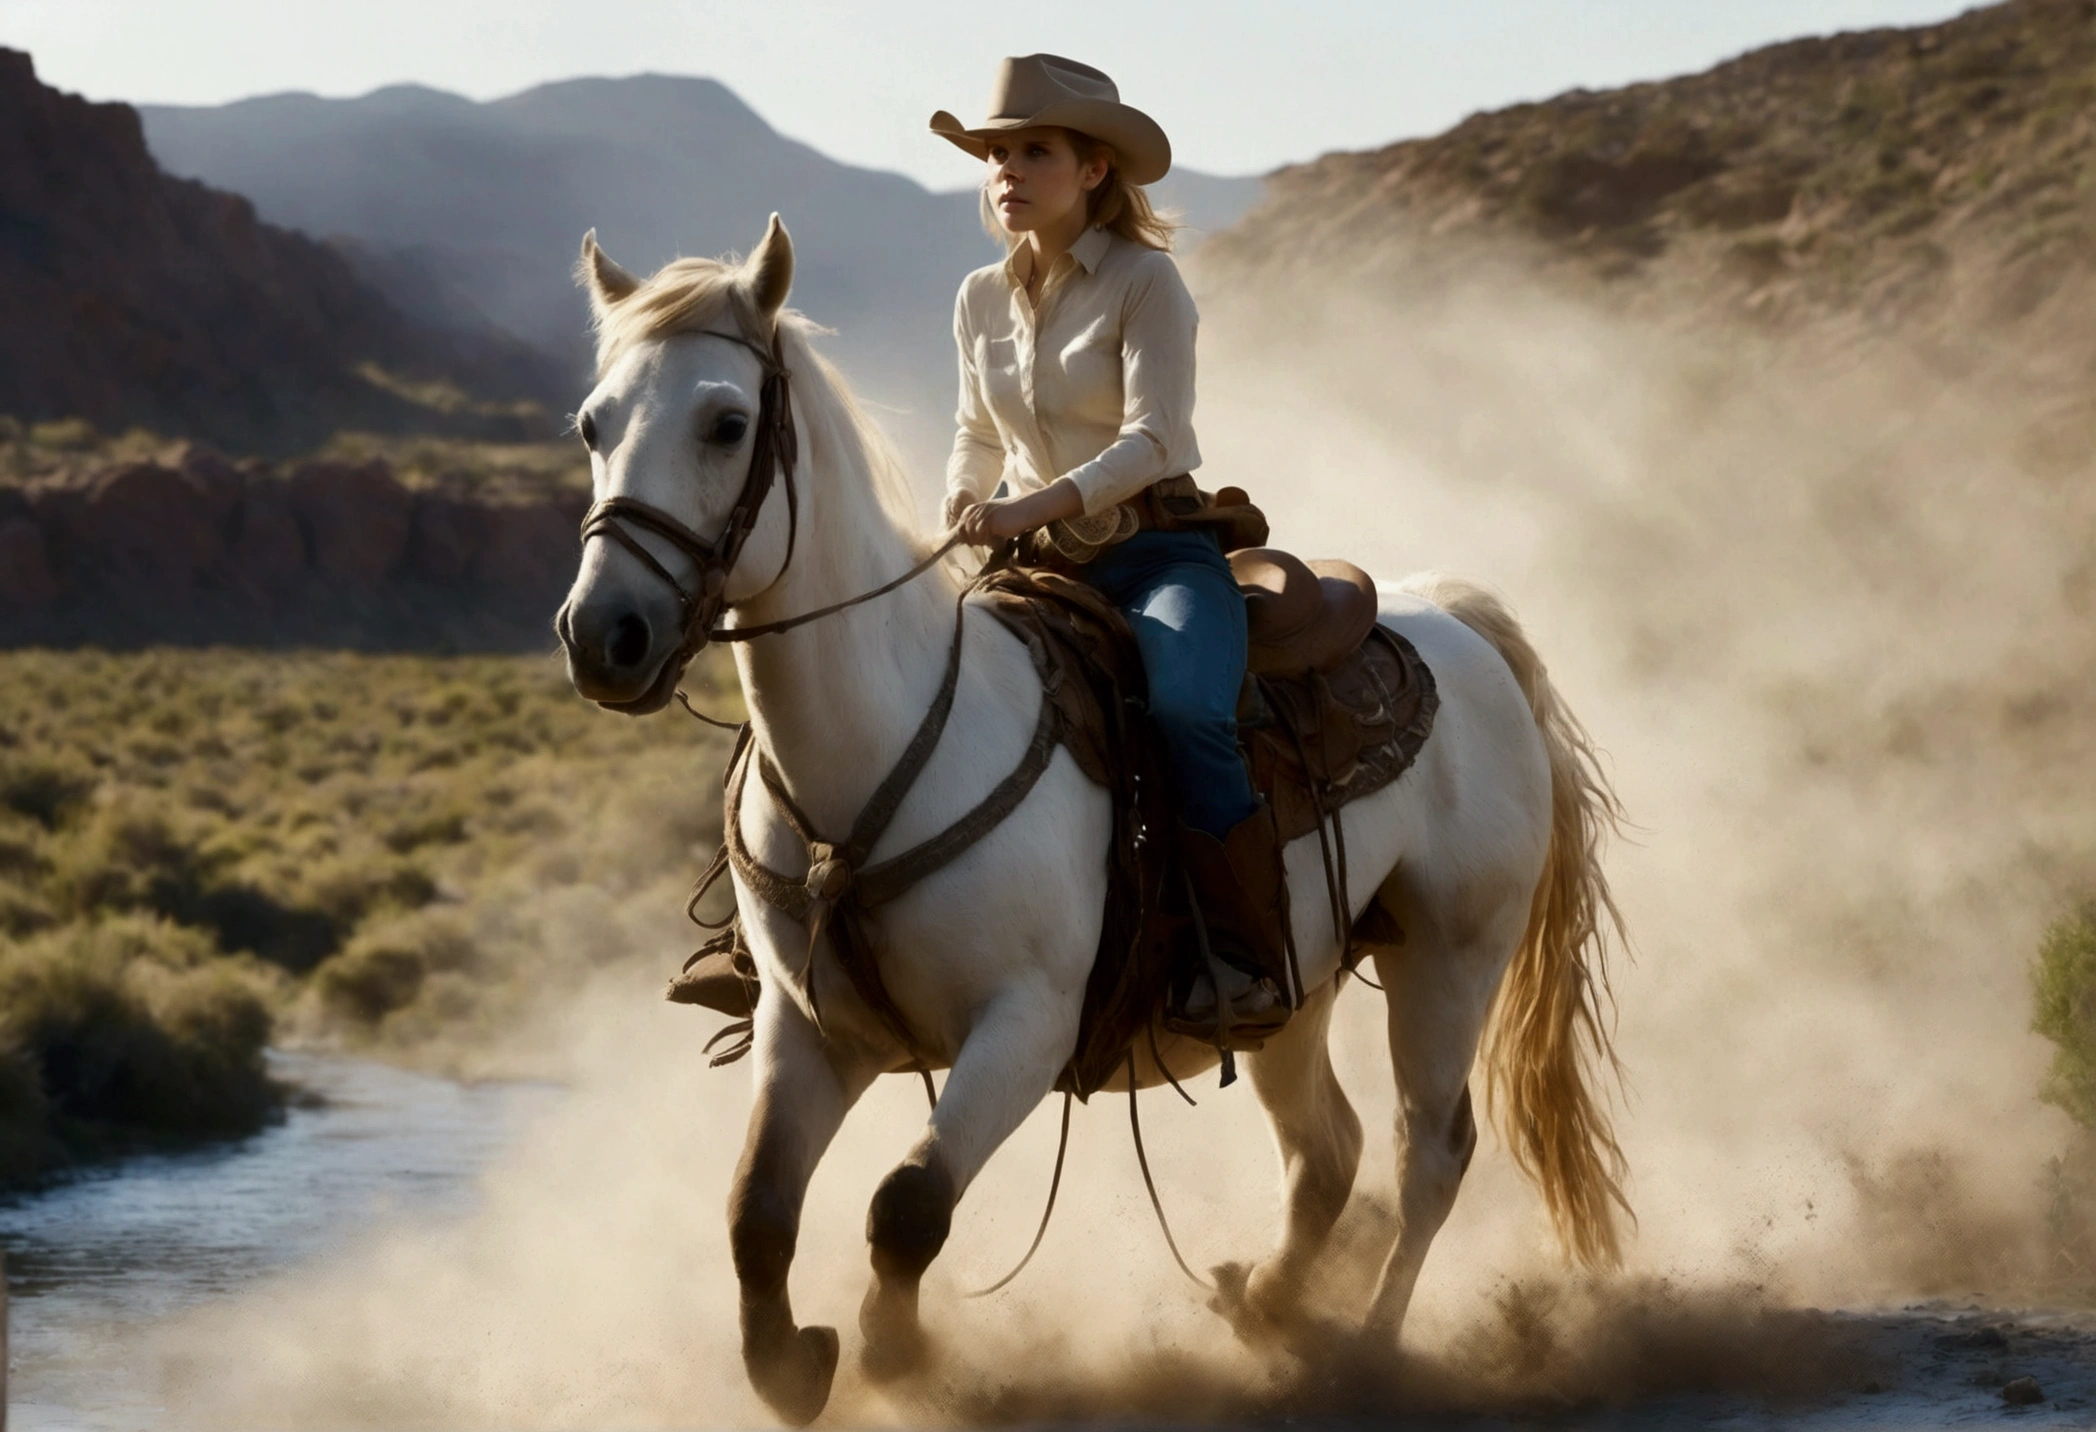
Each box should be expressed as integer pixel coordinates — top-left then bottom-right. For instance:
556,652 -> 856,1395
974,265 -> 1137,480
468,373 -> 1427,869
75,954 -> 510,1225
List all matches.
1078,529 -> 1259,839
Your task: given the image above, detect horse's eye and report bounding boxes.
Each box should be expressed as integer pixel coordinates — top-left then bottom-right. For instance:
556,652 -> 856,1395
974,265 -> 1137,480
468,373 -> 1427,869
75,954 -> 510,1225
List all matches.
712,412 -> 750,446
578,411 -> 598,449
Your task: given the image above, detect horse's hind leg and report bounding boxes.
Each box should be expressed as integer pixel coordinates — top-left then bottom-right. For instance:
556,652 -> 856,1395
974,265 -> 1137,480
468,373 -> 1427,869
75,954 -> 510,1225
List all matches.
859,983 -> 1076,1382
1212,980 -> 1361,1342
732,1001 -> 875,1426
1361,879 -> 1522,1343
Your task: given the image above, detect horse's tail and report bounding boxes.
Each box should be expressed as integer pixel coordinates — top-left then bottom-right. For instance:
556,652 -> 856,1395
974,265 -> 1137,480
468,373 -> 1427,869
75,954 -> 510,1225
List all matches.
1398,573 -> 1632,1270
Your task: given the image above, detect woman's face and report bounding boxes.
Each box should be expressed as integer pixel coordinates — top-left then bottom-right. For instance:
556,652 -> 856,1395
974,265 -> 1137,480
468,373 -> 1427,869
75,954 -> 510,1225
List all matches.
985,127 -> 1108,235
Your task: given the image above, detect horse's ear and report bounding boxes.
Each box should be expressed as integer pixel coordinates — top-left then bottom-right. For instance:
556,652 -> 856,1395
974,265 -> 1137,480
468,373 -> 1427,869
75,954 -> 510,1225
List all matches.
743,213 -> 794,323
577,229 -> 641,316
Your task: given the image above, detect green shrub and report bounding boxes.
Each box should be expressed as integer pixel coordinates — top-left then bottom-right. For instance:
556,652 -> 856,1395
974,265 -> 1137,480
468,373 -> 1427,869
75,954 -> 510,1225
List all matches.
2033,901 -> 2096,1127
0,755 -> 97,828
192,884 -> 340,972
381,804 -> 471,854
0,647 -> 734,1105
314,911 -> 482,1028
0,817 -> 46,877
298,854 -> 437,928
316,939 -> 422,1026
27,417 -> 97,451
0,916 -> 280,1180
48,800 -> 210,917
0,1043 -> 54,1186
0,885 -> 56,937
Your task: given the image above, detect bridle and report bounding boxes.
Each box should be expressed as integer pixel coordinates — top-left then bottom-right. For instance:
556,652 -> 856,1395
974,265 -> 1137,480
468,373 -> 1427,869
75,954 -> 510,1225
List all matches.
577,327 -> 799,664
575,326 -> 960,675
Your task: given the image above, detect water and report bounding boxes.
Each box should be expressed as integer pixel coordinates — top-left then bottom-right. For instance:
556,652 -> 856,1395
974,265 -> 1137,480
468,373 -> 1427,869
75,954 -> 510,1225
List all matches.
9,1051 -> 2096,1431
0,1051 -> 552,1432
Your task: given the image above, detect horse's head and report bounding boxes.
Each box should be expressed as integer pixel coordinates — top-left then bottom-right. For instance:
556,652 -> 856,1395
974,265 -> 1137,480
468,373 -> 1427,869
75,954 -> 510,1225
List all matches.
555,216 -> 799,714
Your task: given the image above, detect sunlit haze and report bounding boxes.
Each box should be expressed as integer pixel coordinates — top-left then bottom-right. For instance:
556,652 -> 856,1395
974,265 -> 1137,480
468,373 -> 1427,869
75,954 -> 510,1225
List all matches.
11,0 -> 1975,187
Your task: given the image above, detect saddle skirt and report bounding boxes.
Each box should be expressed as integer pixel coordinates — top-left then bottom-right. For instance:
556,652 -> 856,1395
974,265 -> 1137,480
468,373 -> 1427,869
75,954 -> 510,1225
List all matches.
670,550 -> 1439,1097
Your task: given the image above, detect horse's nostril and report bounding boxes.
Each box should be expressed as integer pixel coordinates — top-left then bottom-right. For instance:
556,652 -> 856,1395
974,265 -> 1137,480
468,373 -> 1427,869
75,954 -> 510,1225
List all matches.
608,613 -> 651,669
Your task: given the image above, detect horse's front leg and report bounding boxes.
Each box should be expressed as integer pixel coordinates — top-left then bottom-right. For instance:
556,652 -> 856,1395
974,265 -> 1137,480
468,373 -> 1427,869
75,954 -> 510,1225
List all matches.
732,997 -> 877,1426
859,979 -> 1077,1380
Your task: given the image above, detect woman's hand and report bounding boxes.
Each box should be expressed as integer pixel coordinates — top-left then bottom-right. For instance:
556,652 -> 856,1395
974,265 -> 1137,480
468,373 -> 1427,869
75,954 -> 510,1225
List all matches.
950,479 -> 1086,546
943,489 -> 1010,546
953,499 -> 1021,545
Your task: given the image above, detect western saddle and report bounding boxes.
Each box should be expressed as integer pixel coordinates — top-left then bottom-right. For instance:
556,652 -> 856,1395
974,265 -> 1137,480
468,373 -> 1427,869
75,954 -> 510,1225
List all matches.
669,491 -> 1438,1097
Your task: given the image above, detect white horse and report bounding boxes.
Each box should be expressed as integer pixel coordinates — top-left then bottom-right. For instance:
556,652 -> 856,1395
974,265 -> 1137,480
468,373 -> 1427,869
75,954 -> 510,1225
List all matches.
557,216 -> 1630,1425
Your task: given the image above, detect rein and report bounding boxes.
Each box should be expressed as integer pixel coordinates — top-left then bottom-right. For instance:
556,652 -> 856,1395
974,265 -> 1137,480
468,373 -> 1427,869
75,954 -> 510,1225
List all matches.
577,325 -> 965,669
721,582 -> 1063,1054
577,329 -> 797,666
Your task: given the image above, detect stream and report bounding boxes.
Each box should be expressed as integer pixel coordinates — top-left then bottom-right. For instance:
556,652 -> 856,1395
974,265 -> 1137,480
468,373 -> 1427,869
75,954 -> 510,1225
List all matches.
0,1051 -> 552,1432
9,1049 -> 2096,1430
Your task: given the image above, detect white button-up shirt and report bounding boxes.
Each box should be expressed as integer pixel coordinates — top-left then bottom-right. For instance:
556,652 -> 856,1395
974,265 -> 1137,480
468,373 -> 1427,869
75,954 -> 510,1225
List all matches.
945,225 -> 1203,519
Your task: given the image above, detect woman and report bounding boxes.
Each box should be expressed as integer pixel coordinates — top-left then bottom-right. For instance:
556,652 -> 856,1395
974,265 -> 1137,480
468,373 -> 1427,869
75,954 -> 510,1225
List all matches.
931,54 -> 1289,1043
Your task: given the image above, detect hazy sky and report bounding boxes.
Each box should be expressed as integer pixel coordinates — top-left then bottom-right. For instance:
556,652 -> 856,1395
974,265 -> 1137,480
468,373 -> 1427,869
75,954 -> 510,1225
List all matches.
12,0 -> 1975,188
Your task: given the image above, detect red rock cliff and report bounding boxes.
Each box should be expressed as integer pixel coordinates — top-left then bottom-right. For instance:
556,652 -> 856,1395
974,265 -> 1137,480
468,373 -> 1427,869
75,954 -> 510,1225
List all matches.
0,49 -> 562,454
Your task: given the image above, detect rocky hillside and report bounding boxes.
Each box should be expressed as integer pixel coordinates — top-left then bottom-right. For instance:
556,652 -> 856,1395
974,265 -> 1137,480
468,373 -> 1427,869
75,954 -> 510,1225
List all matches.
0,428 -> 584,648
0,50 -> 564,456
1199,0 -> 2095,371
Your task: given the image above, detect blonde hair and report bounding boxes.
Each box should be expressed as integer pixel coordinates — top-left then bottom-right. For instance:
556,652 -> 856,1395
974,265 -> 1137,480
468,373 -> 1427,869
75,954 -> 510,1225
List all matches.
978,129 -> 1177,252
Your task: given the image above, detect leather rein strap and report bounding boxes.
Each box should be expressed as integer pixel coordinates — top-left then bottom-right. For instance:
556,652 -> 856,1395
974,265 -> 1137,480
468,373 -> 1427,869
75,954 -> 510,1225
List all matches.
722,582 -> 1063,1058
577,325 -> 964,660
578,328 -> 799,665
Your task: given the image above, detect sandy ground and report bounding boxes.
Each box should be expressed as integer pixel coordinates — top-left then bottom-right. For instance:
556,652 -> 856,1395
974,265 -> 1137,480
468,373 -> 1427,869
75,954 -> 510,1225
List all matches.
958,1306 -> 2096,1431
1487,1308 -> 2096,1429
1830,1309 -> 2096,1429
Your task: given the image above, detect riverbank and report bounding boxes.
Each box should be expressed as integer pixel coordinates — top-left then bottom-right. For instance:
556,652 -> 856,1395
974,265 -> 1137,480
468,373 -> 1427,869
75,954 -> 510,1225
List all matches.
0,646 -> 736,1190
0,1050 -> 553,1431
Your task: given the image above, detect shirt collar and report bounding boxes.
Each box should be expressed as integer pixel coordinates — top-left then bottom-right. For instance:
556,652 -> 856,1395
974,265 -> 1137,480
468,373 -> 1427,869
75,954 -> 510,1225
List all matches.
1069,225 -> 1112,273
1003,226 -> 1113,289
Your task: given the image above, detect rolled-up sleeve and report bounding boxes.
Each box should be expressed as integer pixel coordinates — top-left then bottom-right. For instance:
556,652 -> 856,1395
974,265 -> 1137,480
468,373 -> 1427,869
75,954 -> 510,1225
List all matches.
1059,254 -> 1202,516
944,287 -> 1006,505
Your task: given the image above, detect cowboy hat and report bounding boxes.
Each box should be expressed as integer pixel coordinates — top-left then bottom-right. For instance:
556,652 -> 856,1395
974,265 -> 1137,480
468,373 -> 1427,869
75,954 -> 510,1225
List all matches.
929,54 -> 1171,186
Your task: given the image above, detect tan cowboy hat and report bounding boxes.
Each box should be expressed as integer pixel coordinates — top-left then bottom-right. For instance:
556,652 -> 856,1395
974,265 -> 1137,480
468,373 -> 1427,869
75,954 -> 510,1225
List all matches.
930,54 -> 1171,186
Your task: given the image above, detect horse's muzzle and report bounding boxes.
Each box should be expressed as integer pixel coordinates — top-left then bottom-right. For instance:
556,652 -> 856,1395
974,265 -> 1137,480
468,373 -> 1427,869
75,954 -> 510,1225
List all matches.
558,590 -> 692,715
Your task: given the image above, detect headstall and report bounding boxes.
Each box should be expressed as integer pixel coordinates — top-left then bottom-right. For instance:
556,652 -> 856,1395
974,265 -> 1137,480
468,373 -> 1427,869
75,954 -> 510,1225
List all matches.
576,327 -> 800,670
577,327 -> 963,661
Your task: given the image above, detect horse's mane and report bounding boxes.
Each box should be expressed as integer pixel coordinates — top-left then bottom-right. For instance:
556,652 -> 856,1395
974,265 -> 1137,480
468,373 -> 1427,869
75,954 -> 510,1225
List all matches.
589,256 -> 746,374
590,254 -> 929,554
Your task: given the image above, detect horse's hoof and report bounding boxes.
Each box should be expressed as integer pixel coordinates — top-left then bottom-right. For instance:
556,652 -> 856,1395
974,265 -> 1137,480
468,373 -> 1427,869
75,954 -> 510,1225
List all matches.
748,1324 -> 838,1427
859,1321 -> 931,1383
1211,1260 -> 1344,1361
1207,1260 -> 1250,1317
1208,1261 -> 1276,1345
858,1285 -> 931,1383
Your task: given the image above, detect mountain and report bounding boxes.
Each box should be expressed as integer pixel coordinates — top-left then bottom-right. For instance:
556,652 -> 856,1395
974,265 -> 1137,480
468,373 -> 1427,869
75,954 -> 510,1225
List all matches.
1196,0 -> 2096,377
0,50 -> 563,456
138,77 -> 1263,466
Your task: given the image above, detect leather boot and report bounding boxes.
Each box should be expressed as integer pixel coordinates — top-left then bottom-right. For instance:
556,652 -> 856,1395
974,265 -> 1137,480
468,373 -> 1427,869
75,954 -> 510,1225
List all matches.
1166,803 -> 1294,1048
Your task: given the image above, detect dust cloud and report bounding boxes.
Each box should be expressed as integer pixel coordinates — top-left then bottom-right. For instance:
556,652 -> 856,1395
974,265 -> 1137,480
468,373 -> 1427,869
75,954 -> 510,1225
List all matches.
148,252 -> 2096,1426
1197,259 -> 2096,1310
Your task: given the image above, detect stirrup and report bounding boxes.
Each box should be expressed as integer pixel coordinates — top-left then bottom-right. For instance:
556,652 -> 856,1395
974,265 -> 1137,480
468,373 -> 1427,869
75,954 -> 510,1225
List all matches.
1169,866 -> 1290,1053
1163,966 -> 1288,1050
